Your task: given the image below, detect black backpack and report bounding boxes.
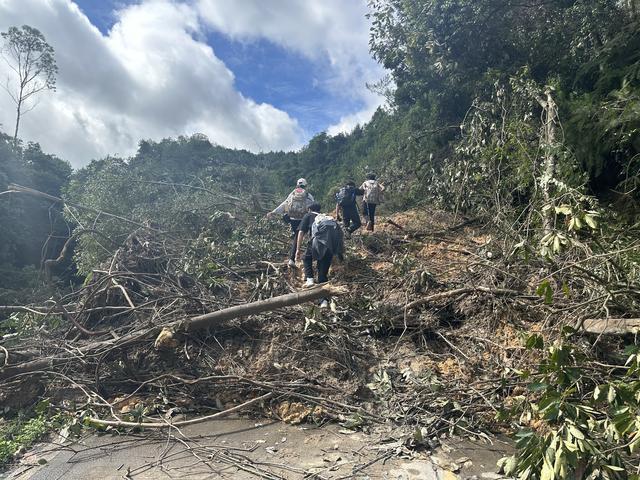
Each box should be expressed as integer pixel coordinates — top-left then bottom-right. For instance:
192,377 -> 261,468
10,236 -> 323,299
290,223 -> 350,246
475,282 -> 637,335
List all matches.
312,214 -> 344,259
336,185 -> 356,207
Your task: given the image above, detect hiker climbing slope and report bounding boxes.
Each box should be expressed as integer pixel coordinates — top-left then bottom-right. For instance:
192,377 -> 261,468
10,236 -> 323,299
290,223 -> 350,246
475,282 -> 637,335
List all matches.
295,202 -> 344,308
335,180 -> 362,235
360,173 -> 385,232
267,178 -> 315,266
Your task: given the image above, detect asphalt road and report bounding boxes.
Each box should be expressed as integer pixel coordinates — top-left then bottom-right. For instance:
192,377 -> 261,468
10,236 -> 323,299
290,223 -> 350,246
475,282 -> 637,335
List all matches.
3,417 -> 511,479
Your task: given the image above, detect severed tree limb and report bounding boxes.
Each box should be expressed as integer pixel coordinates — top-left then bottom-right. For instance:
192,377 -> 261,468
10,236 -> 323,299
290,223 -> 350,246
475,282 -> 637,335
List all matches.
385,219 -> 404,230
0,355 -> 73,382
0,305 -> 53,315
87,392 -> 273,428
183,283 -> 346,331
402,286 -> 528,311
0,305 -> 136,317
387,286 -> 536,324
580,318 -> 640,335
43,228 -> 118,279
0,284 -> 347,380
59,303 -> 111,337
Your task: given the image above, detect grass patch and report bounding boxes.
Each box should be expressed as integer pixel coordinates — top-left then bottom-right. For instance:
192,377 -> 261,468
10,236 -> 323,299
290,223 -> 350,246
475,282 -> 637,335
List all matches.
0,401 -> 61,467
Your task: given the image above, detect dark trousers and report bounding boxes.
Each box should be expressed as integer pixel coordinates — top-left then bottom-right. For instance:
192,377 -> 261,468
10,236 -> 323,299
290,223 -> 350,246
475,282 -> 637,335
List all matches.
288,219 -> 301,260
363,202 -> 377,227
303,243 -> 333,283
342,205 -> 361,233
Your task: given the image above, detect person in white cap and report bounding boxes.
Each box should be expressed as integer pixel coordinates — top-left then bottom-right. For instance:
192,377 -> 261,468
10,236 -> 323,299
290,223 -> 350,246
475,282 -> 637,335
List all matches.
266,178 -> 315,266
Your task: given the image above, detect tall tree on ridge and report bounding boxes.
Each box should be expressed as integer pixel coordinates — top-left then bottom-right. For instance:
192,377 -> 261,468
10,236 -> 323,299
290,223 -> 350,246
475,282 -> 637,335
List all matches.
0,25 -> 57,143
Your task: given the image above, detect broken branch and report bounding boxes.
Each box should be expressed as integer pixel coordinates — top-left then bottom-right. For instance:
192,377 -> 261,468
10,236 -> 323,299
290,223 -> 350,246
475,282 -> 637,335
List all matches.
0,284 -> 347,380
87,392 -> 273,429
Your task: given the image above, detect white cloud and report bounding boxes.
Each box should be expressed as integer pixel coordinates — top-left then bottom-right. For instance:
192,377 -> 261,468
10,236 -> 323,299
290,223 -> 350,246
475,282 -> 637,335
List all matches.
327,94 -> 380,136
0,0 -> 304,166
195,0 -> 386,134
197,1 -> 368,61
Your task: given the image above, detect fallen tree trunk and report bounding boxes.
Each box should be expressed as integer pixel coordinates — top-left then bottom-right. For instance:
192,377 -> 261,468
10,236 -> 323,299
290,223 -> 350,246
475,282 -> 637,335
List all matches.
185,284 -> 346,331
0,284 -> 346,381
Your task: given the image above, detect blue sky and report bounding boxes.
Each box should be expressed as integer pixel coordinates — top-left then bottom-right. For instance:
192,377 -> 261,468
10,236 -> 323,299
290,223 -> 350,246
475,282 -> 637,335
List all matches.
206,32 -> 364,135
0,0 -> 383,165
73,0 -> 373,137
73,0 -> 121,33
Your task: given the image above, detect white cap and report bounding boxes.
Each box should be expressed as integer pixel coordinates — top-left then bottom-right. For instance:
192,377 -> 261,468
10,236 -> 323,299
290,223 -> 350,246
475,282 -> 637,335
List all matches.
296,178 -> 307,187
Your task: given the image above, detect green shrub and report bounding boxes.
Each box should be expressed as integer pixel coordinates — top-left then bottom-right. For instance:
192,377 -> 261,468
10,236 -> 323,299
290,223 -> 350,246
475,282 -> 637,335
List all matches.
500,336 -> 640,479
0,402 -> 60,467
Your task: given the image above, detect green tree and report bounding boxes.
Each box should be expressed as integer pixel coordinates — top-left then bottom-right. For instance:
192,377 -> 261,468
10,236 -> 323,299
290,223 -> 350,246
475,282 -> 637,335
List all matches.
0,25 -> 58,142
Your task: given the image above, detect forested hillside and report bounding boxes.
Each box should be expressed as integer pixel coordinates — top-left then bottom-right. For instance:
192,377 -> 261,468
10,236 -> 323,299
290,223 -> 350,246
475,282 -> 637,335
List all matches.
1,1 -> 640,478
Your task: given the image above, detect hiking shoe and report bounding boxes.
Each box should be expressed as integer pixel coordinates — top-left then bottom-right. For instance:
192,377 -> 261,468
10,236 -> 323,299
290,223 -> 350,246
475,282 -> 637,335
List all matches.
319,299 -> 329,309
304,278 -> 315,288
288,259 -> 296,267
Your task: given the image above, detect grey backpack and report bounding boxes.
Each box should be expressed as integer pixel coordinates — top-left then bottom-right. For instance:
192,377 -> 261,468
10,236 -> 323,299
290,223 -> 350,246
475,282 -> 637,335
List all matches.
286,188 -> 308,219
363,180 -> 383,204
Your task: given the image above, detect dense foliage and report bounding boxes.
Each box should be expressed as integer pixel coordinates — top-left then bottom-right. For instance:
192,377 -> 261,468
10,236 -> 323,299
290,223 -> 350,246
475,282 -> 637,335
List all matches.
361,2 -> 640,477
365,0 -> 640,217
496,335 -> 640,479
63,135 -> 290,274
0,134 -> 70,304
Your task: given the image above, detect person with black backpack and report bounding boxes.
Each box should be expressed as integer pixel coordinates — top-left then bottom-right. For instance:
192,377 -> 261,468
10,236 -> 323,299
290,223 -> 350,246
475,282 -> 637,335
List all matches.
295,202 -> 344,308
360,173 -> 385,231
266,178 -> 315,266
334,180 -> 363,235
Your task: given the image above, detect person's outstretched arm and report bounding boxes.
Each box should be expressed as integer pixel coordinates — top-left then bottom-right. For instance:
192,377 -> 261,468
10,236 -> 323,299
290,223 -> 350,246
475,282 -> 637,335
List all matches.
267,192 -> 291,218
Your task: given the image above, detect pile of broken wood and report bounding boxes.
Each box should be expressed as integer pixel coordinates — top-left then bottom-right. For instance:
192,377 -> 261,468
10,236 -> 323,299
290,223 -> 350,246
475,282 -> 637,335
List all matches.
0,207 -> 637,449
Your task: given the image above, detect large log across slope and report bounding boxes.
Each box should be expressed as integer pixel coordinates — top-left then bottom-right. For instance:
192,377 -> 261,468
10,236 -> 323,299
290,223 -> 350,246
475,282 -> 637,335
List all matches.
0,284 -> 346,381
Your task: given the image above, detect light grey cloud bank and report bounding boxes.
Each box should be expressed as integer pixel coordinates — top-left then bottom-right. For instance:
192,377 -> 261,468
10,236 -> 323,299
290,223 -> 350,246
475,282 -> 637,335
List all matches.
0,0 -> 382,167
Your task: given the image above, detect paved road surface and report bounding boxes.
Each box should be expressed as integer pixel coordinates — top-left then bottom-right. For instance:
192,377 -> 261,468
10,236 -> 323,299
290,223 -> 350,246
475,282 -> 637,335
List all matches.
3,417 -> 511,479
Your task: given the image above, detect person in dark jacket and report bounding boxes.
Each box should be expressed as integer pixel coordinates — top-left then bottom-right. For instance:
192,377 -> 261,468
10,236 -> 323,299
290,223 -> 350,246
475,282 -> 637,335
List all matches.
295,202 -> 344,308
335,180 -> 362,235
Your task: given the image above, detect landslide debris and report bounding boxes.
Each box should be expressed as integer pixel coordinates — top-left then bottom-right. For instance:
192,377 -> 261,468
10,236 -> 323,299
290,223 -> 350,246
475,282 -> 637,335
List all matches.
0,207 -> 624,462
